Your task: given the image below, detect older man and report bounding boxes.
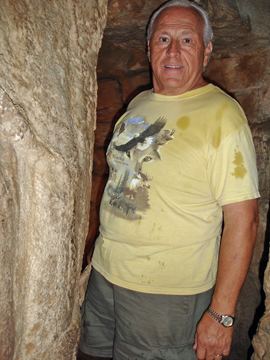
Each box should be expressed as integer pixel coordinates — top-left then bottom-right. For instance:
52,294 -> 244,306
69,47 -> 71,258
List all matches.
78,1 -> 259,359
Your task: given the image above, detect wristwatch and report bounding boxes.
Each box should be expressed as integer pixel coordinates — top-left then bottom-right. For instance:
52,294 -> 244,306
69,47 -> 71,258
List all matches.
207,307 -> 235,327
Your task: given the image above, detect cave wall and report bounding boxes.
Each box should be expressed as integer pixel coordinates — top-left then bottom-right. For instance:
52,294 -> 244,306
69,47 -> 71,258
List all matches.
0,0 -> 108,359
88,0 -> 270,359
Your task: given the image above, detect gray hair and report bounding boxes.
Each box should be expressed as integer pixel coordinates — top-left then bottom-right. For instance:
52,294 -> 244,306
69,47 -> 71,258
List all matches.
147,0 -> 213,47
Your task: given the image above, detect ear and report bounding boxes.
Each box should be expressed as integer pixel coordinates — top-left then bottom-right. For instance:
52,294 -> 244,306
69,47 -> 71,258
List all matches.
147,40 -> 151,62
203,41 -> 212,67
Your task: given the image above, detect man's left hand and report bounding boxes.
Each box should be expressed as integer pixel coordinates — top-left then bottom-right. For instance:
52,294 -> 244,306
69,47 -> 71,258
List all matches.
193,311 -> 233,360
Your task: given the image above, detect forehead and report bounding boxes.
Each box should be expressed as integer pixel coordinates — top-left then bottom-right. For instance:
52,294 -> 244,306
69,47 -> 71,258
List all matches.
152,6 -> 204,35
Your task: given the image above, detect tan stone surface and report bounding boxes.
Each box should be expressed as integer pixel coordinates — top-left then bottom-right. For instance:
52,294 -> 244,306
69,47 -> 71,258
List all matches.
0,0 -> 108,359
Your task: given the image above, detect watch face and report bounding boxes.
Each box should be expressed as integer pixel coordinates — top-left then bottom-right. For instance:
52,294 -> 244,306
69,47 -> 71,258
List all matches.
222,316 -> 234,327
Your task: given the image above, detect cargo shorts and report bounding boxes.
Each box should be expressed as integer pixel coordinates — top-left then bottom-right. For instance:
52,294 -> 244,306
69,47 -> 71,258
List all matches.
79,268 -> 213,360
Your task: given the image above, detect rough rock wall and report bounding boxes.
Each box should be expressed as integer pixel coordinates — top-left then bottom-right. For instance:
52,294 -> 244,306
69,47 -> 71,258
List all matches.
0,0 -> 107,359
87,0 -> 270,359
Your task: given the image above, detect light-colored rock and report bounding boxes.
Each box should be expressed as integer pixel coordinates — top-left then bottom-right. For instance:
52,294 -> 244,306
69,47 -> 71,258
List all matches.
252,256 -> 270,360
0,0 -> 108,359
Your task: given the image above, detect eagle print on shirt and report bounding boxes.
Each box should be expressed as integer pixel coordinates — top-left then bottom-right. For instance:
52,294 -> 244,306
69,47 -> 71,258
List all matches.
104,116 -> 175,219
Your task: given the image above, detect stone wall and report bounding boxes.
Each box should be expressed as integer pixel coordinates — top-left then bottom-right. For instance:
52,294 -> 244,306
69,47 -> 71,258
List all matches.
0,0 -> 107,359
87,0 -> 270,359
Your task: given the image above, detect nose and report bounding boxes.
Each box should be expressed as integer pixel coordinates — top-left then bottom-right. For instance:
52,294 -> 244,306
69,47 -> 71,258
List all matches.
166,40 -> 180,57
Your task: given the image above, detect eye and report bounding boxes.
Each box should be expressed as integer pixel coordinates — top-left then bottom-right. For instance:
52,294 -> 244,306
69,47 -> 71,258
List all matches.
183,38 -> 191,43
143,156 -> 152,162
160,37 -> 168,43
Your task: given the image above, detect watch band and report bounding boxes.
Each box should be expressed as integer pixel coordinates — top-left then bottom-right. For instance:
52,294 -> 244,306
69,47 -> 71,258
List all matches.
207,307 -> 235,327
207,307 -> 222,322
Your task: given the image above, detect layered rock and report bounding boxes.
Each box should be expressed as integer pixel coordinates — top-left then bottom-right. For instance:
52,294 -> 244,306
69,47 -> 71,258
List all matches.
0,0 -> 107,359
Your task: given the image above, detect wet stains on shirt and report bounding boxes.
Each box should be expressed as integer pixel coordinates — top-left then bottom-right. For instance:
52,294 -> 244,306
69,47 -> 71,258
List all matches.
230,150 -> 247,179
177,116 -> 190,131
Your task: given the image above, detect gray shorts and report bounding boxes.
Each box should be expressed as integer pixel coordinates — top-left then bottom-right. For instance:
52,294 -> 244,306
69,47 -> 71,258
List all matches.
79,268 -> 213,360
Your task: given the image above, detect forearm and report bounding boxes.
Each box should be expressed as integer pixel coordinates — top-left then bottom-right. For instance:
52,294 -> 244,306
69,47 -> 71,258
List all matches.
210,221 -> 257,315
193,199 -> 259,359
210,199 -> 259,316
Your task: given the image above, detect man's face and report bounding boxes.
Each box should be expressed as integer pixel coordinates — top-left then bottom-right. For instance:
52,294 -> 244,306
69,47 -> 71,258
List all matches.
148,6 -> 212,96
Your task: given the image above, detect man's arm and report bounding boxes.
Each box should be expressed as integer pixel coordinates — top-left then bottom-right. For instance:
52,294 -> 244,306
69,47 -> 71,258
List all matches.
193,198 -> 259,360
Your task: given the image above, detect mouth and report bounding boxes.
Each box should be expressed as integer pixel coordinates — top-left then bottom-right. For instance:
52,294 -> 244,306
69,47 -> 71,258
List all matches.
164,65 -> 183,69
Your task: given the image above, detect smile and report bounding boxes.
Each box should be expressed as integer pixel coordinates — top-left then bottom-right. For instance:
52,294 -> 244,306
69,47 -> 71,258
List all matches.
164,65 -> 183,69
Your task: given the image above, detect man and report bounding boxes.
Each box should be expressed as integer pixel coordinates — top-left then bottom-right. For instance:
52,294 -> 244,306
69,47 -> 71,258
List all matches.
78,1 -> 259,359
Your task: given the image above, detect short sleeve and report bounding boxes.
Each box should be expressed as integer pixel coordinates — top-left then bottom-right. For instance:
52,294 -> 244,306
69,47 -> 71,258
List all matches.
207,124 -> 260,206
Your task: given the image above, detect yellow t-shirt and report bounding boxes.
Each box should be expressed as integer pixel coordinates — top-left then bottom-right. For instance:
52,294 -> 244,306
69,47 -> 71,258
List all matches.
92,84 -> 259,295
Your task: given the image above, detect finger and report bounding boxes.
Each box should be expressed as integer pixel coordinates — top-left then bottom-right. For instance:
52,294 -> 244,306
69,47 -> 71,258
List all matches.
214,355 -> 223,360
223,334 -> 233,356
195,344 -> 207,360
193,332 -> 198,350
